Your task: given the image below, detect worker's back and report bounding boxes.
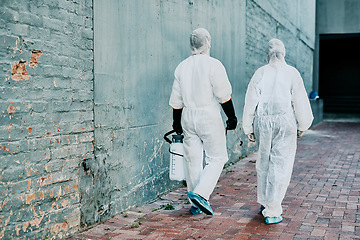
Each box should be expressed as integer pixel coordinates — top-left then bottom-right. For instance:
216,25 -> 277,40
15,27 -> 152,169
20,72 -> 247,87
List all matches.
170,54 -> 232,109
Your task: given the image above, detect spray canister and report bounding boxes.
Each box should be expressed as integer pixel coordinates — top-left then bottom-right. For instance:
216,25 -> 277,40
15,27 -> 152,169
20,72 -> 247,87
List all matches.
164,130 -> 186,181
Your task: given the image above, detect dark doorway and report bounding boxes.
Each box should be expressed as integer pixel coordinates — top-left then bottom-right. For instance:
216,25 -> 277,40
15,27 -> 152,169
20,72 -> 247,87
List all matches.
319,33 -> 360,116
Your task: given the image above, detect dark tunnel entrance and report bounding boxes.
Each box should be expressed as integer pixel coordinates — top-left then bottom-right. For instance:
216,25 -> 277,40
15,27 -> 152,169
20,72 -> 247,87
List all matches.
319,33 -> 360,117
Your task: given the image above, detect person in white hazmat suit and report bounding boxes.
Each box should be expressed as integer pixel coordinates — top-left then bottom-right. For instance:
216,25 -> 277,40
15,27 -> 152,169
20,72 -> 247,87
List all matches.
242,38 -> 313,224
169,28 -> 237,216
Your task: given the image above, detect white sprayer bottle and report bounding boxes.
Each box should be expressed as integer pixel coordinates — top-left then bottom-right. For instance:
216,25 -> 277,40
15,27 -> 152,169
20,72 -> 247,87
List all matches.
169,134 -> 186,181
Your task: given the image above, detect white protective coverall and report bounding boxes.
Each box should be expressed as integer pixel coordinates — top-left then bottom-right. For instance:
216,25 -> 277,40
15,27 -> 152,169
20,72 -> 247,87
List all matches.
242,39 -> 313,217
169,28 -> 232,200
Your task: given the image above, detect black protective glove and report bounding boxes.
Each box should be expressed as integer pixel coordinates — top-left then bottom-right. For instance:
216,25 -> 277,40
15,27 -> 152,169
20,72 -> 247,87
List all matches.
221,99 -> 237,130
172,108 -> 183,135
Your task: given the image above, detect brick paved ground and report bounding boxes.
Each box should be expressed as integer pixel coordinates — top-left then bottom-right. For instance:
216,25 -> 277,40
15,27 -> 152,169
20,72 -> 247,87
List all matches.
67,121 -> 360,240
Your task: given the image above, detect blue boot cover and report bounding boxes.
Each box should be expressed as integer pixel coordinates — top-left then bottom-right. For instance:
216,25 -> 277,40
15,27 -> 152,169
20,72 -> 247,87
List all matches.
188,191 -> 213,216
189,206 -> 203,215
265,215 -> 283,224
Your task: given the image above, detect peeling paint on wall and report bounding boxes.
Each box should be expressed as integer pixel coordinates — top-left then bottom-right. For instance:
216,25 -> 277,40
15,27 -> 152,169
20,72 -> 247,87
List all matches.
29,50 -> 43,68
7,105 -> 19,114
50,222 -> 69,235
11,60 -> 29,81
25,193 -> 36,204
10,49 -> 42,81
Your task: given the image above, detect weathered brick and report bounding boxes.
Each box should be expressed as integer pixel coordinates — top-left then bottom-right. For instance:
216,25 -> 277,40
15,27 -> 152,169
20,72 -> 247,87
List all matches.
0,35 -> 20,49
29,4 -> 50,18
0,0 -> 93,238
16,11 -> 43,27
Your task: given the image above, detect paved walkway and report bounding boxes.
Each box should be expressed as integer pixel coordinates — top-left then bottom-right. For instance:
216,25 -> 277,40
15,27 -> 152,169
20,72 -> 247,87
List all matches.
68,121 -> 360,240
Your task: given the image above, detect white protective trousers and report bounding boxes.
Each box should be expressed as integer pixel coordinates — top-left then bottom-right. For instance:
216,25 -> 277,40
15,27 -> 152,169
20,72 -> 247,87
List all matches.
243,59 -> 313,217
182,104 -> 227,200
169,54 -> 232,200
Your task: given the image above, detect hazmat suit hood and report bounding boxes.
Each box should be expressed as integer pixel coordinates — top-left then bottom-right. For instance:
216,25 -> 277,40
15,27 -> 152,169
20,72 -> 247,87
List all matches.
190,28 -> 211,56
266,38 -> 286,63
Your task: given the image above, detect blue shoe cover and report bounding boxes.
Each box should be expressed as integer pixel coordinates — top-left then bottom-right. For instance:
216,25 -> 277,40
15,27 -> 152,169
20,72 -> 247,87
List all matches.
188,191 -> 213,216
189,206 -> 203,215
265,215 -> 283,224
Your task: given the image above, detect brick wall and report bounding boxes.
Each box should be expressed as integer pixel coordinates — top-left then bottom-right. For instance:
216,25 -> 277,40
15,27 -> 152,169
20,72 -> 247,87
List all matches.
0,0 -> 93,239
246,0 -> 315,92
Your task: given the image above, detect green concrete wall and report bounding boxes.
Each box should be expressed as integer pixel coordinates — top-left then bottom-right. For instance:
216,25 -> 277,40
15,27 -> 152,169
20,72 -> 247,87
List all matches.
317,0 -> 360,34
89,0 -> 249,227
90,0 -> 316,229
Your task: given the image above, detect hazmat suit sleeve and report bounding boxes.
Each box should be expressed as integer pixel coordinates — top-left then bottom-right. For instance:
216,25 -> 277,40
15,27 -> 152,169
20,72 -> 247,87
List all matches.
169,67 -> 184,109
291,70 -> 314,131
242,69 -> 262,135
210,61 -> 232,103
